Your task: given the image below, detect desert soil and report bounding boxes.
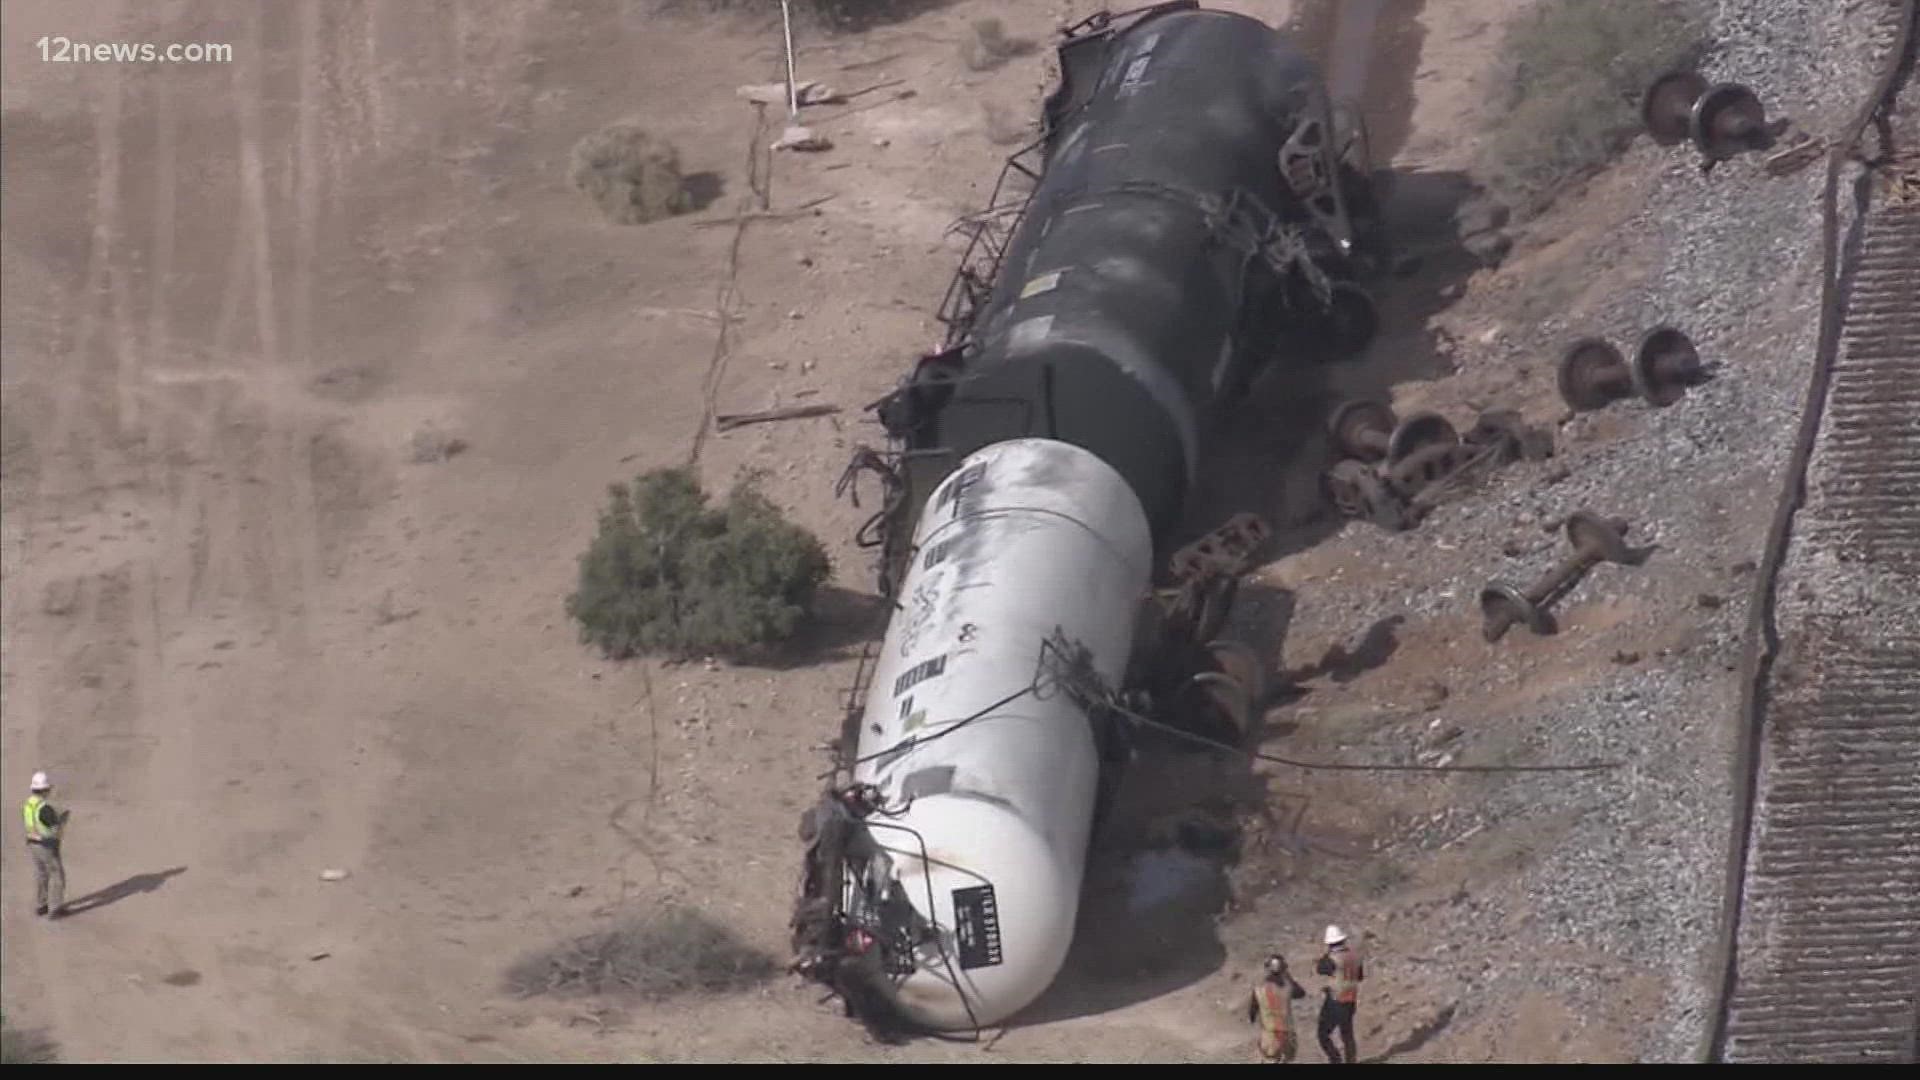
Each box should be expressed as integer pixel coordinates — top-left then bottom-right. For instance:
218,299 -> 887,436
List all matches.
2,0 -> 1767,1063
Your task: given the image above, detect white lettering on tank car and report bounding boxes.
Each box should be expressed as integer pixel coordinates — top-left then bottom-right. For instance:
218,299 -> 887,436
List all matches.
1117,32 -> 1160,98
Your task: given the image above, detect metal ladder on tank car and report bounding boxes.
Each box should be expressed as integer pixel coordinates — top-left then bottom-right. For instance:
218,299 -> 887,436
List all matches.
934,138 -> 1049,349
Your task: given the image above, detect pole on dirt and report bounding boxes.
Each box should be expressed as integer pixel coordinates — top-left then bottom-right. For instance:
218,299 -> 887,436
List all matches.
781,0 -> 799,119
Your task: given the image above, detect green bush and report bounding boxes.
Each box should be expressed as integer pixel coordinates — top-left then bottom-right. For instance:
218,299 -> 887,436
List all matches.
566,467 -> 830,660
506,907 -> 778,1000
1483,0 -> 1706,216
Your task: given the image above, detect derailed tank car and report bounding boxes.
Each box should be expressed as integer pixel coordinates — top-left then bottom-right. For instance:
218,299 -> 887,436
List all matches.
793,1 -> 1378,1032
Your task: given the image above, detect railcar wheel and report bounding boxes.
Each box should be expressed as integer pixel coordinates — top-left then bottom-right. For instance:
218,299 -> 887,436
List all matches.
1386,412 -> 1461,465
1691,83 -> 1771,161
1204,639 -> 1268,710
1631,325 -> 1706,407
1328,398 -> 1398,463
1642,71 -> 1708,146
1182,671 -> 1253,744
1557,338 -> 1630,412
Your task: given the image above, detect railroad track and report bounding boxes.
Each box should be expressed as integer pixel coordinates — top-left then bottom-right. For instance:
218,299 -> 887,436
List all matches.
1712,0 -> 1920,1063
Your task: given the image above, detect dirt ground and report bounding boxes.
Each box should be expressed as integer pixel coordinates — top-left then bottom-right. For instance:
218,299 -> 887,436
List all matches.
2,0 -> 1695,1063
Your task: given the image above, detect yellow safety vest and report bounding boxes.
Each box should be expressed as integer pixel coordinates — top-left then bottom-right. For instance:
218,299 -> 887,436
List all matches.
23,795 -> 56,842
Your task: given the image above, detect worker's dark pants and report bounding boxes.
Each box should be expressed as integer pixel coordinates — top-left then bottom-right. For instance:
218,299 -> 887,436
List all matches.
1318,998 -> 1357,1064
30,841 -> 64,913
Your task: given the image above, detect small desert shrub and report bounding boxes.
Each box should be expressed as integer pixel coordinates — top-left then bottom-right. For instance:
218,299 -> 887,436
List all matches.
408,425 -> 467,463
506,907 -> 778,1000
566,467 -> 831,660
1483,0 -> 1706,217
960,17 -> 1036,71
569,120 -> 691,225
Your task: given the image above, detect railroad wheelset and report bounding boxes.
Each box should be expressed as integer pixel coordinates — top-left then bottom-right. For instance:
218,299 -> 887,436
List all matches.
1642,71 -> 1815,175
1320,399 -> 1550,532
1557,326 -> 1715,413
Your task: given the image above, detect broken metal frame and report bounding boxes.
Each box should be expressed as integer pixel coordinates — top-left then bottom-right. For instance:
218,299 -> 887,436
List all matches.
934,138 -> 1050,351
1057,0 -> 1201,44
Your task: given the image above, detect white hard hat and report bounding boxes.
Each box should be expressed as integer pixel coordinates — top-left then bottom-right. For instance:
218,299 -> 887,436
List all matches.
1324,924 -> 1347,946
29,771 -> 50,791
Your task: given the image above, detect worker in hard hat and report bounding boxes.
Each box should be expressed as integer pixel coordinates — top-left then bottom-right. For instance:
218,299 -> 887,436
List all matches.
23,771 -> 69,918
1247,952 -> 1308,1062
1314,924 -> 1365,1063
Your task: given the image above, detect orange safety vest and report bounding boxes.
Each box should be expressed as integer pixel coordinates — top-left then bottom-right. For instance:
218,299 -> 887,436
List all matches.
1253,981 -> 1296,1058
1329,947 -> 1364,1004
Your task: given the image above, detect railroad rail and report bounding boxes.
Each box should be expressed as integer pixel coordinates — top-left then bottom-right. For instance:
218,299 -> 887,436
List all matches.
1711,0 -> 1920,1063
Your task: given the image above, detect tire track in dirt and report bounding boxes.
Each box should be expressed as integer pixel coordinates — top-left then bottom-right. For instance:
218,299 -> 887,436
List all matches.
295,0 -> 322,373
267,0 -> 328,655
222,6 -> 384,1046
99,65 -> 145,448
169,181 -> 253,618
146,76 -> 176,394
93,56 -> 185,898
364,0 -> 390,156
235,26 -> 282,376
4,5 -> 169,1056
232,5 -> 325,644
61,3 -> 363,1056
138,64 -> 237,625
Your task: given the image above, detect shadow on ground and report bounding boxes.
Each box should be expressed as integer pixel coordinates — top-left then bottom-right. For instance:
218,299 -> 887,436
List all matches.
1285,614 -> 1406,685
1367,1001 -> 1459,1062
725,585 -> 887,673
681,170 -> 726,211
59,865 -> 188,918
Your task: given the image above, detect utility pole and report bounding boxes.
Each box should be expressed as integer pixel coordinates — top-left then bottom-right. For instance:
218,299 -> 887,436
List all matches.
781,1 -> 799,120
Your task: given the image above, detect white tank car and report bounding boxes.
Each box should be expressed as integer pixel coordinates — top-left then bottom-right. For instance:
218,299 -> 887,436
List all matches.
851,437 -> 1153,1029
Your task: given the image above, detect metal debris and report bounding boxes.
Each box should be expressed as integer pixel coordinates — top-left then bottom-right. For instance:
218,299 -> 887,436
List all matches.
714,403 -> 842,432
1322,399 -> 1554,532
1144,514 -> 1276,742
1479,511 -> 1648,643
772,126 -> 833,152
